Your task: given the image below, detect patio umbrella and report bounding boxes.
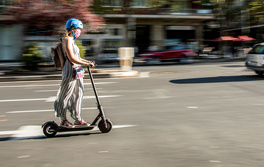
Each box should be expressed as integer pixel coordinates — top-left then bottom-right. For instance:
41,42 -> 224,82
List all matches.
212,36 -> 239,42
237,35 -> 255,41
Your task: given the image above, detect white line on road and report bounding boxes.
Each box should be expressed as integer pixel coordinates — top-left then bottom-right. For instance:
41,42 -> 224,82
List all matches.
0,82 -> 117,88
0,98 -> 46,102
0,131 -> 17,135
35,88 -> 102,93
0,125 -> 137,140
0,84 -> 59,88
6,107 -> 97,114
0,79 -> 103,84
0,95 -> 122,103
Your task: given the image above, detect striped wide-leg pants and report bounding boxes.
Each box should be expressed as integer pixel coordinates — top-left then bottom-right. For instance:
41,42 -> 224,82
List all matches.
54,60 -> 84,121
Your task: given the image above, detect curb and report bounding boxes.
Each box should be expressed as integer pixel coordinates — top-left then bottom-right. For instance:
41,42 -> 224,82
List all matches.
0,70 -> 141,82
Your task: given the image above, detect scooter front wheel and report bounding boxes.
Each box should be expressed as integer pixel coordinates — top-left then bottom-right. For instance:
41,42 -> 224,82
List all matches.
43,122 -> 57,137
98,119 -> 112,133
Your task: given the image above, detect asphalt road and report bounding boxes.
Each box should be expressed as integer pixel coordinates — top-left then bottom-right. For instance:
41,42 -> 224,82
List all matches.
1,61 -> 264,167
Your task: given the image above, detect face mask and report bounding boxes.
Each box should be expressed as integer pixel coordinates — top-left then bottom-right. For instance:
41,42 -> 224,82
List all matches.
75,29 -> 81,38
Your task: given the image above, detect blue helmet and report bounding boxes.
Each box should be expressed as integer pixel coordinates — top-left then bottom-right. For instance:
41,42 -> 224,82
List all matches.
66,18 -> 83,40
66,18 -> 83,30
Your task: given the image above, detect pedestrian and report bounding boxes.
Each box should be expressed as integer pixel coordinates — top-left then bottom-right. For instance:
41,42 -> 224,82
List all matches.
54,18 -> 95,128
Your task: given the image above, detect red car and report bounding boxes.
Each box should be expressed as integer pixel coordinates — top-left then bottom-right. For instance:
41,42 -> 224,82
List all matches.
139,44 -> 198,64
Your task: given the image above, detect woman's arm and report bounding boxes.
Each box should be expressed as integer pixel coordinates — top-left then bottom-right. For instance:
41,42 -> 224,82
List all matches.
65,38 -> 88,66
81,58 -> 95,67
80,58 -> 95,65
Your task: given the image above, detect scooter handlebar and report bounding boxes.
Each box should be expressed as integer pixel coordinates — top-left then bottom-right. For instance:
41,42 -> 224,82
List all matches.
86,61 -> 96,68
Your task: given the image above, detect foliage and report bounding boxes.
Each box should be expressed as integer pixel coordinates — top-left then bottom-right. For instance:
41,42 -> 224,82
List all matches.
248,0 -> 264,24
22,44 -> 44,71
75,40 -> 86,58
142,0 -> 168,8
5,0 -> 105,34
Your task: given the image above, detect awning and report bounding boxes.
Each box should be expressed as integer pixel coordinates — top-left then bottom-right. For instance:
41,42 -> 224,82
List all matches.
212,36 -> 239,42
236,35 -> 255,41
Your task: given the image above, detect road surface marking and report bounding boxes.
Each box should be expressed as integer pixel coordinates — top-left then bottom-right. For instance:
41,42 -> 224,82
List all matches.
0,84 -> 59,88
0,131 -> 17,135
0,82 -> 117,88
17,155 -> 30,159
139,72 -> 150,78
0,98 -> 46,103
0,79 -> 106,84
0,95 -> 122,103
187,106 -> 198,109
35,90 -> 62,92
6,107 -> 98,114
45,95 -> 122,102
35,88 -> 102,92
0,125 -> 137,140
0,119 -> 8,122
209,160 -> 221,163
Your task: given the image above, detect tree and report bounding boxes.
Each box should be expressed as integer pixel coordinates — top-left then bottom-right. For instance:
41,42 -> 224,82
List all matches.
247,0 -> 264,25
5,0 -> 105,35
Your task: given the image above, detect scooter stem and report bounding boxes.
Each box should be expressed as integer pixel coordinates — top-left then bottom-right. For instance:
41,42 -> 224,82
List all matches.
87,66 -> 106,122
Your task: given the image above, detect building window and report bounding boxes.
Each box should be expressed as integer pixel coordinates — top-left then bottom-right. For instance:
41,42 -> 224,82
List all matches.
131,0 -> 150,8
110,28 -> 121,36
0,0 -> 14,7
101,0 -> 122,7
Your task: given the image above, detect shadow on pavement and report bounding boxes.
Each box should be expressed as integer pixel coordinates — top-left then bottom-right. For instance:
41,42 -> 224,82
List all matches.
0,132 -> 102,142
170,75 -> 263,84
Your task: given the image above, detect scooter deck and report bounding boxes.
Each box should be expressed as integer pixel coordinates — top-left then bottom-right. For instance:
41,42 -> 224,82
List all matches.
56,125 -> 96,132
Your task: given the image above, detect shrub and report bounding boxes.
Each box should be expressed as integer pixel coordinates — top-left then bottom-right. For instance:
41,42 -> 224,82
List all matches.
22,44 -> 44,71
75,40 -> 85,58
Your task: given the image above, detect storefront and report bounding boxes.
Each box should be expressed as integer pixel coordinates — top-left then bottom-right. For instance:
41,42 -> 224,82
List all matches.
165,25 -> 195,43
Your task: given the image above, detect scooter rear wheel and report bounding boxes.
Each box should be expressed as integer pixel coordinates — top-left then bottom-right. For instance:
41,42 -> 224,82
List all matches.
98,119 -> 112,133
43,123 -> 57,137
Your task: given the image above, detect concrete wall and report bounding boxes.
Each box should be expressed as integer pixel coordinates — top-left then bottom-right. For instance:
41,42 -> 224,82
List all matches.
0,24 -> 24,61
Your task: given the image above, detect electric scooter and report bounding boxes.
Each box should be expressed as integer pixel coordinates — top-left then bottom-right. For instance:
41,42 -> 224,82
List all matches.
42,66 -> 113,137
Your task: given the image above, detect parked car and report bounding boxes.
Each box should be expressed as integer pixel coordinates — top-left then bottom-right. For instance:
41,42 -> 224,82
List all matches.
245,43 -> 264,75
139,44 -> 198,64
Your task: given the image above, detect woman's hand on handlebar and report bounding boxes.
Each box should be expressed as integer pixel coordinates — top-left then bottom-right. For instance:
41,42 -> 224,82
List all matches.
86,61 -> 95,68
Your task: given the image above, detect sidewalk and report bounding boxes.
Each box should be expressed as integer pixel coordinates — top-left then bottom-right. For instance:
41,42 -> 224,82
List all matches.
0,62 -> 140,82
0,56 -> 246,82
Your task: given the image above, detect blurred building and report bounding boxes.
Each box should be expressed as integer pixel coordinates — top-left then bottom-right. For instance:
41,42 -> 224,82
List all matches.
222,0 -> 263,42
0,0 -> 215,61
0,1 -> 24,61
89,0 -> 215,58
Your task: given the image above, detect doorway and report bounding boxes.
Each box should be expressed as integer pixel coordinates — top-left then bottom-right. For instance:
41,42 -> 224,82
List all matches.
135,25 -> 151,54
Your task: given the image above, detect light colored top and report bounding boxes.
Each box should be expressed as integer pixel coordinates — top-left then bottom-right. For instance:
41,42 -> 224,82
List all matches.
62,37 -> 82,68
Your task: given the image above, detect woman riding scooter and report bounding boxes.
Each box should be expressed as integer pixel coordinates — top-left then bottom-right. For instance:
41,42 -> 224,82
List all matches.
54,18 -> 94,128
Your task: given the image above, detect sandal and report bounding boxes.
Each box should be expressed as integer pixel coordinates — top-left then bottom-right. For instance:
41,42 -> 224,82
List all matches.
74,120 -> 90,127
60,120 -> 75,128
